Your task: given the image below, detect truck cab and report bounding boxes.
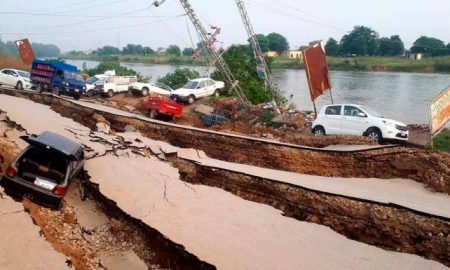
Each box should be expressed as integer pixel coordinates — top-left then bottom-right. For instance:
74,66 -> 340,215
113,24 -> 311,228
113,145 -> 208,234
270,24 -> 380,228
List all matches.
31,59 -> 86,100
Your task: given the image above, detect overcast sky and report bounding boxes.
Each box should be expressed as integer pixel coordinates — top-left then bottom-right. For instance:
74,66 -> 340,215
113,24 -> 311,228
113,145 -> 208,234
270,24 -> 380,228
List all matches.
1,0 -> 449,52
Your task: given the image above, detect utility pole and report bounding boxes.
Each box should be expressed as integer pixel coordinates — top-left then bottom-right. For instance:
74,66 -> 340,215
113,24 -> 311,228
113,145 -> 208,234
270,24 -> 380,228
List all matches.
235,0 -> 279,113
153,0 -> 251,109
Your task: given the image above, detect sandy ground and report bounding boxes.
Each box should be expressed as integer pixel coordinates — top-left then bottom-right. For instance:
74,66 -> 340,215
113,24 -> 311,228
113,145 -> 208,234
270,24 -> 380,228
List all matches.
0,94 -> 448,269
0,193 -> 68,270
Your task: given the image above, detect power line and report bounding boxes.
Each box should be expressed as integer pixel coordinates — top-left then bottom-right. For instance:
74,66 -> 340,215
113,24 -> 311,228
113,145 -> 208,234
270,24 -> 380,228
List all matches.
0,11 -> 179,19
24,0 -> 106,13
24,8 -> 149,31
245,0 -> 349,33
0,15 -> 185,36
45,0 -> 126,15
269,0 -> 349,29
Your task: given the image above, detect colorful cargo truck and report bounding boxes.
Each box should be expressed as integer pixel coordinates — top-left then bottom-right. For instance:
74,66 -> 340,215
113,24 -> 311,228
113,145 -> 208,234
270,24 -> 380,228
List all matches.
31,59 -> 86,100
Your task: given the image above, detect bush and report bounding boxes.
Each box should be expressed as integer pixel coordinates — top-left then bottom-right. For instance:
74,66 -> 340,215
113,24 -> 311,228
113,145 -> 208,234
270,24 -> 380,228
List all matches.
157,68 -> 200,89
83,62 -> 148,82
211,45 -> 270,104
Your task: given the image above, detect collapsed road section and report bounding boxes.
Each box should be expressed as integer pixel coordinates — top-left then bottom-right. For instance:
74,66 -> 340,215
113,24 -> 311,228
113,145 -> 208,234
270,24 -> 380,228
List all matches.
0,92 -> 449,269
0,89 -> 448,194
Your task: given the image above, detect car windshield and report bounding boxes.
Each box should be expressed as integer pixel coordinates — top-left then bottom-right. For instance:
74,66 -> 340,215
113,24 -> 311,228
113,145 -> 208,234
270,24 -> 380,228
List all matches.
76,74 -> 83,81
17,71 -> 30,78
86,77 -> 99,84
63,71 -> 76,80
360,106 -> 382,117
183,81 -> 198,89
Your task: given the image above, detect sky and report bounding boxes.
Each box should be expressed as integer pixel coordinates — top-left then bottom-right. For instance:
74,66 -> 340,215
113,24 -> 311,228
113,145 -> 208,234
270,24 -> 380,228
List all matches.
0,0 -> 449,52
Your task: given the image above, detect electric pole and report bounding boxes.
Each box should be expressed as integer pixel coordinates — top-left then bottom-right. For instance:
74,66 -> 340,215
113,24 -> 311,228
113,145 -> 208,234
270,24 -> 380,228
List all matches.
235,0 -> 279,112
153,0 -> 251,109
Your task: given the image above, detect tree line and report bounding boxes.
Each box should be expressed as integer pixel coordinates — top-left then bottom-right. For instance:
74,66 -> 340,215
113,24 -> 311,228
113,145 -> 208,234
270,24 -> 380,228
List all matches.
324,26 -> 450,57
68,44 -> 196,57
0,39 -> 60,58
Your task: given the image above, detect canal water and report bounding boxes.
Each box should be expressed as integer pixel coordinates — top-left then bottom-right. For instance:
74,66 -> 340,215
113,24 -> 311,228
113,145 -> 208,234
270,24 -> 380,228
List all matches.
67,59 -> 450,124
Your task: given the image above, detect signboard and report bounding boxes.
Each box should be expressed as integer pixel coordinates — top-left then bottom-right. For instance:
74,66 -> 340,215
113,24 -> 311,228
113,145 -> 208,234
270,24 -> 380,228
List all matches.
15,38 -> 35,65
430,85 -> 450,135
302,42 -> 332,101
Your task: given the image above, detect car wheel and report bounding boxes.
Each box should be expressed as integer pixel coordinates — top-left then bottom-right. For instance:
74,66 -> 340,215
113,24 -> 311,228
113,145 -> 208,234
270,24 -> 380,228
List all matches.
36,84 -> 42,93
214,89 -> 220,97
313,126 -> 326,136
107,89 -> 114,98
149,109 -> 158,119
16,81 -> 23,90
86,89 -> 94,97
52,86 -> 60,96
74,94 -> 81,100
187,95 -> 196,104
141,87 -> 149,96
366,128 -> 382,142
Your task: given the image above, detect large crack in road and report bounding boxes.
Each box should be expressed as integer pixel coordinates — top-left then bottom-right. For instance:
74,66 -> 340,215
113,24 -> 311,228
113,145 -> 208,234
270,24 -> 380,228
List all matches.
0,91 -> 449,269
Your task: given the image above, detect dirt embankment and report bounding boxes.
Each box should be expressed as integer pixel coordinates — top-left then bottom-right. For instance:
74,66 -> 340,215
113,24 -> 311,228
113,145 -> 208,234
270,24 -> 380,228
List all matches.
171,156 -> 450,266
2,90 -> 449,194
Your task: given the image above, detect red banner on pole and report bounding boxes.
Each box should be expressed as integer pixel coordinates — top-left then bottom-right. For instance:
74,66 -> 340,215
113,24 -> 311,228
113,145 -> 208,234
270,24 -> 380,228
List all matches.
302,42 -> 332,101
15,38 -> 35,65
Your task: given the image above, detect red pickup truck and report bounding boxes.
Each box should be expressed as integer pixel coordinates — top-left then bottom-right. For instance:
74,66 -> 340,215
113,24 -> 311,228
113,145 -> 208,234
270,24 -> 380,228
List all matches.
146,96 -> 183,120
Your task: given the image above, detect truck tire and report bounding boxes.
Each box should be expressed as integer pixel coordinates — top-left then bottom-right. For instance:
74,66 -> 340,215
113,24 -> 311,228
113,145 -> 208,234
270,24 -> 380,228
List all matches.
74,94 -> 81,100
107,89 -> 114,98
187,95 -> 195,104
16,81 -> 23,90
52,87 -> 60,96
141,87 -> 149,96
149,109 -> 158,119
36,84 -> 42,93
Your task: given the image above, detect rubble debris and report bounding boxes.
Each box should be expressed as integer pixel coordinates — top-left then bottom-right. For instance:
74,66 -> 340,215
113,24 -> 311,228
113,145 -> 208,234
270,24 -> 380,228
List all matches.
194,104 -> 215,115
203,114 -> 229,127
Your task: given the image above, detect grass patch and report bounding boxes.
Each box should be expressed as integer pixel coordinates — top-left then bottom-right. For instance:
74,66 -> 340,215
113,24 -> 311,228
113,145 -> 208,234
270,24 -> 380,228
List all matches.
433,131 -> 450,152
0,55 -> 30,71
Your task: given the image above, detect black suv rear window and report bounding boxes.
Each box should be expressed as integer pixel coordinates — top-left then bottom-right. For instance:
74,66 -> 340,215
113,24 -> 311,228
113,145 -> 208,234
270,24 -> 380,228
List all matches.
325,106 -> 342,115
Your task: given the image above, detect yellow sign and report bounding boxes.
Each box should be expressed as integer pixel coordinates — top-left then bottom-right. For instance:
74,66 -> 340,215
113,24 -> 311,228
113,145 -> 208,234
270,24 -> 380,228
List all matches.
430,85 -> 450,135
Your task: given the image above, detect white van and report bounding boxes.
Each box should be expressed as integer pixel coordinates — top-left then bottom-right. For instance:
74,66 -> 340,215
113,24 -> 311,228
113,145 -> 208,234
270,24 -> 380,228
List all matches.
96,75 -> 138,97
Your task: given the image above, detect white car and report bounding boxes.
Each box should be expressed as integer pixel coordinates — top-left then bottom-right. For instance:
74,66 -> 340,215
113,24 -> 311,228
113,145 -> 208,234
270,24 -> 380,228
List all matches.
312,104 -> 409,142
170,78 -> 225,104
128,82 -> 173,96
0,68 -> 33,90
85,75 -> 108,91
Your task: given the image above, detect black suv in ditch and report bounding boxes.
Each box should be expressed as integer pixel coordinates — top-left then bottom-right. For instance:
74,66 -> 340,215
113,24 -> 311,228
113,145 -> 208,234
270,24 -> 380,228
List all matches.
1,131 -> 84,208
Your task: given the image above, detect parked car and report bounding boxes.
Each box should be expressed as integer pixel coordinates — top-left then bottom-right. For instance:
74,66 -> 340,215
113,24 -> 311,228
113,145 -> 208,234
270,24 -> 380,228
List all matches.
146,95 -> 183,120
95,75 -> 137,97
0,68 -> 33,90
170,78 -> 225,104
311,104 -> 409,142
1,131 -> 84,208
128,81 -> 173,96
31,59 -> 86,100
85,70 -> 116,93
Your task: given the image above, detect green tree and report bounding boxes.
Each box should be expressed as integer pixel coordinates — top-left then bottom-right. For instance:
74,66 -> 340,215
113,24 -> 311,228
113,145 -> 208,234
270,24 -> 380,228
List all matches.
157,68 -> 200,89
143,47 -> 155,55
377,35 -> 404,56
84,62 -> 147,82
267,33 -> 289,53
122,44 -> 143,55
93,46 -> 120,56
212,45 -> 270,104
182,47 -> 194,56
166,45 -> 181,56
255,34 -> 270,52
340,26 -> 379,56
411,36 -> 446,56
325,38 -> 340,56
